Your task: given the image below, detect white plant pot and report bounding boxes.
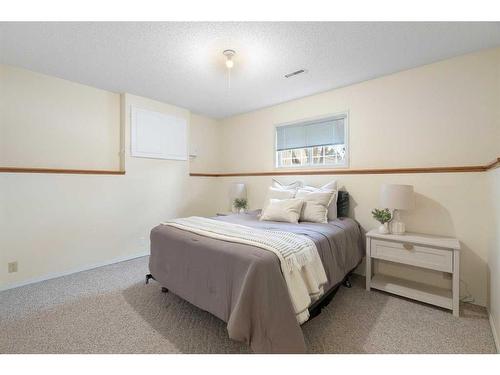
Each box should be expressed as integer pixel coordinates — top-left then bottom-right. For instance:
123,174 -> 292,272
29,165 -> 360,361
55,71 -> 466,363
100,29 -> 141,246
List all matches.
378,222 -> 390,234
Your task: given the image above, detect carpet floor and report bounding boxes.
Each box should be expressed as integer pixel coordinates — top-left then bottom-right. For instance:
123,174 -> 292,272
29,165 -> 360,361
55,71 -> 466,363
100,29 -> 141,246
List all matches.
0,256 -> 496,354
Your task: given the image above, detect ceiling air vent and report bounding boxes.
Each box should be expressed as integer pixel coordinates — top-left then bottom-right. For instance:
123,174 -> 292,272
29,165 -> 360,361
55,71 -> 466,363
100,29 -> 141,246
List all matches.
284,69 -> 307,78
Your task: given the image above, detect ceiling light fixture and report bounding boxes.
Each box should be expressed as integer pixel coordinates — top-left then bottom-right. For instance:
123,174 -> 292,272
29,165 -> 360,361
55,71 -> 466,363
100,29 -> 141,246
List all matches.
223,49 -> 236,88
223,49 -> 235,69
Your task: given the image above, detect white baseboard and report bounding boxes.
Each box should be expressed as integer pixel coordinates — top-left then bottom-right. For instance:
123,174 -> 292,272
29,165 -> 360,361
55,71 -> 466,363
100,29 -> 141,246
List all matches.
489,310 -> 500,354
0,251 -> 150,292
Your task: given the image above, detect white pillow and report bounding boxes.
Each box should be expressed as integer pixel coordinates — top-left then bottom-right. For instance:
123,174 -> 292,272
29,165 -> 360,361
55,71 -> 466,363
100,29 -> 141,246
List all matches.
299,180 -> 338,220
295,190 -> 336,223
262,186 -> 297,210
301,180 -> 337,192
260,198 -> 304,224
272,178 -> 303,190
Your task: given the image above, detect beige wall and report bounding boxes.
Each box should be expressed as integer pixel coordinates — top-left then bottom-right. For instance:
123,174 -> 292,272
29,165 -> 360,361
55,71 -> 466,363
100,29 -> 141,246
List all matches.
189,113 -> 222,173
487,164 -> 500,350
0,68 -> 221,289
486,41 -> 500,351
0,64 -> 121,170
214,48 -> 500,306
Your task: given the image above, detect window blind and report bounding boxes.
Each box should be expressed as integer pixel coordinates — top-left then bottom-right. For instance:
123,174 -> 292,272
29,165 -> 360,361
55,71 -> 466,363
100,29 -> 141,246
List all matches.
276,116 -> 345,151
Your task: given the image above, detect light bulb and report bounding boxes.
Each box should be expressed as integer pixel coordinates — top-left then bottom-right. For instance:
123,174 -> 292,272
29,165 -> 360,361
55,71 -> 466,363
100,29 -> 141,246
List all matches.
223,49 -> 235,69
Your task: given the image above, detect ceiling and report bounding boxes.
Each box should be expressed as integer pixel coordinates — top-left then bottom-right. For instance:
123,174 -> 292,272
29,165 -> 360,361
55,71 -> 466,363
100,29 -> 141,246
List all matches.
1,22 -> 500,118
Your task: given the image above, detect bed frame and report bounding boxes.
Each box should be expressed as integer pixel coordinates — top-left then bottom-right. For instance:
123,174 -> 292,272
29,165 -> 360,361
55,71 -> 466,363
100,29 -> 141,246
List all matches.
307,272 -> 352,320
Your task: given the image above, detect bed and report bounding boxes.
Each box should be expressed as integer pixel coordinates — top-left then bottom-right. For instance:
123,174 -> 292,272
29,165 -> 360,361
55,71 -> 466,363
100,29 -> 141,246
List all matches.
148,210 -> 365,353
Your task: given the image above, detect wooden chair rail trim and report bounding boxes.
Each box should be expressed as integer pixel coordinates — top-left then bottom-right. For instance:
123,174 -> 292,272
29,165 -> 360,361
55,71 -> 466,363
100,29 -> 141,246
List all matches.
0,167 -> 125,175
1,158 -> 497,176
485,157 -> 500,170
190,157 -> 500,177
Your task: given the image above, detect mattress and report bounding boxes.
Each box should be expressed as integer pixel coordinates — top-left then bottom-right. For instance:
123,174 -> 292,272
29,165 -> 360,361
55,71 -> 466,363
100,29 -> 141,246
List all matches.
149,211 -> 364,353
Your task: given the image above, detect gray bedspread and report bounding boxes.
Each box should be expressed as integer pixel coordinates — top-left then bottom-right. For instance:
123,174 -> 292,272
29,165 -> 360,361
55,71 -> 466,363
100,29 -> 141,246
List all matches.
149,212 -> 364,353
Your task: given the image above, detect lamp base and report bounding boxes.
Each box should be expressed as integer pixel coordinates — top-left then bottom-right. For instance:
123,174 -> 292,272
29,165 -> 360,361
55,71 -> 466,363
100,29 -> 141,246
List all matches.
390,209 -> 406,234
390,220 -> 406,235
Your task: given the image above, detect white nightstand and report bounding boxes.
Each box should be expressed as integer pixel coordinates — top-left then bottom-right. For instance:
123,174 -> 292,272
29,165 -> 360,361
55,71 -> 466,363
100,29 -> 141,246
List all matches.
365,229 -> 461,316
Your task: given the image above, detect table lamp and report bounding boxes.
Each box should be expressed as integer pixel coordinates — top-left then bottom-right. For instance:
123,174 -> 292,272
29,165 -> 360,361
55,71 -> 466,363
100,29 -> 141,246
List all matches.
229,183 -> 247,213
380,184 -> 415,235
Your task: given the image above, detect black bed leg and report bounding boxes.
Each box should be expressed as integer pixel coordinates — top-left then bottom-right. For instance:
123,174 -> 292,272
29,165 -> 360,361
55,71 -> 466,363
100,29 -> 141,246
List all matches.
343,276 -> 352,288
161,287 -> 169,293
145,274 -> 153,285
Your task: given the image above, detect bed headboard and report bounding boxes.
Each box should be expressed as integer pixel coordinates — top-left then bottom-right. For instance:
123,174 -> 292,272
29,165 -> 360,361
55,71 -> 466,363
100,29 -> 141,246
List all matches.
337,191 -> 350,218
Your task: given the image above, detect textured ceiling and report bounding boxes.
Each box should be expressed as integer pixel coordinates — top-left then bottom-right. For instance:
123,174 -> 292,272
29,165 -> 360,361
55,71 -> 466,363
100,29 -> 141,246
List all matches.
1,22 -> 500,118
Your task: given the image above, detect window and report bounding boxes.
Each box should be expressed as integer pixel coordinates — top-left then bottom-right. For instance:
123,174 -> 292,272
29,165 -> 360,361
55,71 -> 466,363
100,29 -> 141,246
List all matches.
275,113 -> 348,168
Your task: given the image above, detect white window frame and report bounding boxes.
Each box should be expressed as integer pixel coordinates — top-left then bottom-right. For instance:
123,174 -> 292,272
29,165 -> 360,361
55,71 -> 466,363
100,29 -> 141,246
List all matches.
274,111 -> 349,169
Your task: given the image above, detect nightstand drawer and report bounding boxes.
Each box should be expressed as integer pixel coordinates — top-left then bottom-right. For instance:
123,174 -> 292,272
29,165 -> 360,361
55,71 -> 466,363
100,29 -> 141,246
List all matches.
371,239 -> 453,272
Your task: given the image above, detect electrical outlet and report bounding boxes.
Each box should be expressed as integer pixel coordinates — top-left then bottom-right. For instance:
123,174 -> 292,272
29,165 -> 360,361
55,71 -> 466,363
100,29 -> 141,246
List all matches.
8,261 -> 18,273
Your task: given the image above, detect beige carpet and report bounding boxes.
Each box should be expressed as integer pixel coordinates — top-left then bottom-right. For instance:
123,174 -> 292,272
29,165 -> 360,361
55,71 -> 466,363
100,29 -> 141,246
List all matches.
0,256 -> 496,354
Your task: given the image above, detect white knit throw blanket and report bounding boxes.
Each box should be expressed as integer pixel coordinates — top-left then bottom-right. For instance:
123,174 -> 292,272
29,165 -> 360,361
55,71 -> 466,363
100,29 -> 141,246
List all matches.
162,216 -> 328,324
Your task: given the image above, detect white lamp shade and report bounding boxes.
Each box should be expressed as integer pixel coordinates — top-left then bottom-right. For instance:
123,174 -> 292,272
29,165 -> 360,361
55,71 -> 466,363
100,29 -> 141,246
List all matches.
229,183 -> 247,201
380,184 -> 415,210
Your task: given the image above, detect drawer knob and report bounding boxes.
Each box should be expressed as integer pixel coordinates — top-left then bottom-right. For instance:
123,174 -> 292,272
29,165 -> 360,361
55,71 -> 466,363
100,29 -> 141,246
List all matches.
403,243 -> 414,250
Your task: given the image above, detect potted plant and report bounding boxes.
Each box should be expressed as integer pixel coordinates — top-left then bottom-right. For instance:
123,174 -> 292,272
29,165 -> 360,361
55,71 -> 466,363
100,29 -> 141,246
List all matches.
371,208 -> 392,234
233,198 -> 248,214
